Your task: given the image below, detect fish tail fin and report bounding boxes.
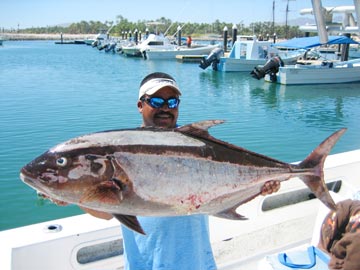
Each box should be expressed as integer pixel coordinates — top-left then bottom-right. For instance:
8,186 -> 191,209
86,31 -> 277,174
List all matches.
298,128 -> 347,210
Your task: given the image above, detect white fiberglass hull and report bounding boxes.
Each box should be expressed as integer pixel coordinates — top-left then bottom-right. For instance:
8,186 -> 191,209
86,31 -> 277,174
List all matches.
218,55 -> 300,72
266,59 -> 360,85
218,58 -> 268,72
145,45 -> 220,60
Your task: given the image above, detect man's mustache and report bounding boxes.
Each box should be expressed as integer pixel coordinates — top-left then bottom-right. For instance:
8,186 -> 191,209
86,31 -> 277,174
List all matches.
155,112 -> 174,118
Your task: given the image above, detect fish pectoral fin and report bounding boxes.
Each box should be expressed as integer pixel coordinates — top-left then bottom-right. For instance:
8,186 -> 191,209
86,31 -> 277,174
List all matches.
113,214 -> 145,235
214,207 -> 248,220
80,181 -> 123,205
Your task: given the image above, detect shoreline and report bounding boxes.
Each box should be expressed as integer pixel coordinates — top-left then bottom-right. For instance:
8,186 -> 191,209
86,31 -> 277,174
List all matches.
1,32 -> 222,41
1,33 -> 91,41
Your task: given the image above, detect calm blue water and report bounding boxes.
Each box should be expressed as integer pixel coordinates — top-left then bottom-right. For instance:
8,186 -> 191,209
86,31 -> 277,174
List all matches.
1,40 -> 360,230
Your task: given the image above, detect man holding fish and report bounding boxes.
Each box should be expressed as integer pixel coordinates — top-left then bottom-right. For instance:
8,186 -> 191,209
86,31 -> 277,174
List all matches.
112,72 -> 280,270
21,72 -> 344,270
37,72 -> 281,270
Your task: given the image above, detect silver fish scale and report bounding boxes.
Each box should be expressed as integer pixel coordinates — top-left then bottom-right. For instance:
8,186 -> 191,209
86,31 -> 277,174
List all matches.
114,152 -> 292,214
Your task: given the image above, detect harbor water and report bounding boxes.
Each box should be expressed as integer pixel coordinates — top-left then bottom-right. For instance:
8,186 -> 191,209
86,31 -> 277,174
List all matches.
1,40 -> 360,231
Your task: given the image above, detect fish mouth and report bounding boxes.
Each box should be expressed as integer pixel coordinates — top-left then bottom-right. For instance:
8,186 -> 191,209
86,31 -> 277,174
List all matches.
20,170 -> 34,184
20,169 -> 46,192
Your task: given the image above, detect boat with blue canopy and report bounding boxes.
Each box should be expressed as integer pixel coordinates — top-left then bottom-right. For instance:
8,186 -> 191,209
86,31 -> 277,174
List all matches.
251,35 -> 360,85
272,35 -> 359,50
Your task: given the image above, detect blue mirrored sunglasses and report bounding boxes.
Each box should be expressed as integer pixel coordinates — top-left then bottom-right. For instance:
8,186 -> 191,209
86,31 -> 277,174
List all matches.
141,97 -> 180,109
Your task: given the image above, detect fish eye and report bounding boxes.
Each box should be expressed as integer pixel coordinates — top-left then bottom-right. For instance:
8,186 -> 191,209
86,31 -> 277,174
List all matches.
56,157 -> 68,167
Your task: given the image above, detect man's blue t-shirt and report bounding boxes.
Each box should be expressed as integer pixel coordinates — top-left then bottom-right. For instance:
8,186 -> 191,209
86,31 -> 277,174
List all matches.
121,215 -> 216,270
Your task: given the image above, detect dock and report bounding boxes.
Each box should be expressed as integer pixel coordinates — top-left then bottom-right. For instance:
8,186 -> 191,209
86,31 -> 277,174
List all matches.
176,55 -> 206,63
55,40 -> 85,45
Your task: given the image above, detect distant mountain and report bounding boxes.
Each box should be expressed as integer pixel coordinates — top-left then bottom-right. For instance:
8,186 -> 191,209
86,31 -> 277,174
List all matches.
284,15 -> 343,27
287,17 -> 315,26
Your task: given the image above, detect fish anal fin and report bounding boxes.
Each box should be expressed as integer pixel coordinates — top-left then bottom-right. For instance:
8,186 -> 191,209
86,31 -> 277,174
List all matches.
113,214 -> 145,235
214,207 -> 248,220
80,181 -> 123,205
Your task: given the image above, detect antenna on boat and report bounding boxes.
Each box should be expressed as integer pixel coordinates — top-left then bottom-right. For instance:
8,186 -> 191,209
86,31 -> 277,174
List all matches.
282,0 -> 296,39
171,23 -> 189,38
164,0 -> 191,36
272,0 -> 275,35
106,24 -> 115,35
285,0 -> 291,39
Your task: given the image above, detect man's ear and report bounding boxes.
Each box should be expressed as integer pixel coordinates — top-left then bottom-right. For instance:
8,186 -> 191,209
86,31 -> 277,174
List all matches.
137,100 -> 143,113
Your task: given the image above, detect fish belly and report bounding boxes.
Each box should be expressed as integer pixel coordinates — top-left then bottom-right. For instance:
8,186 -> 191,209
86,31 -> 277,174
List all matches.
114,152 -> 291,215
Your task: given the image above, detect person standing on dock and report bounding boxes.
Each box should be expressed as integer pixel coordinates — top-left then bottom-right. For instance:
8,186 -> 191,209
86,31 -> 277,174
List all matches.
186,36 -> 192,48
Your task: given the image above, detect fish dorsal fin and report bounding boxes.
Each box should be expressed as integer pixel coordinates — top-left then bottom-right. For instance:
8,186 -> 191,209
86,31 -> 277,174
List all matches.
113,214 -> 145,235
176,120 -> 225,137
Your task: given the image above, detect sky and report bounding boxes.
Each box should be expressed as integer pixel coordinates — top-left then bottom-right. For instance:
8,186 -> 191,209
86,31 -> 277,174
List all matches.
1,0 -> 355,30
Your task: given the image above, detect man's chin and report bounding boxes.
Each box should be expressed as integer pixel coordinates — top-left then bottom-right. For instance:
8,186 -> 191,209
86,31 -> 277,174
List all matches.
155,118 -> 175,128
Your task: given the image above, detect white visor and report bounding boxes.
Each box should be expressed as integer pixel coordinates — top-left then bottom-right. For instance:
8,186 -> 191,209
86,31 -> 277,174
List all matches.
139,78 -> 181,99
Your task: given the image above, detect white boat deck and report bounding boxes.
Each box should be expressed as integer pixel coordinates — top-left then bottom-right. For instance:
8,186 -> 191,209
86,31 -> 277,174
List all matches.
1,149 -> 359,270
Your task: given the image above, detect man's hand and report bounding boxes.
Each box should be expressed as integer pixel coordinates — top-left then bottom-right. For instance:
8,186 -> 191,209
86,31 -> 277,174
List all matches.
38,192 -> 69,206
261,180 -> 280,195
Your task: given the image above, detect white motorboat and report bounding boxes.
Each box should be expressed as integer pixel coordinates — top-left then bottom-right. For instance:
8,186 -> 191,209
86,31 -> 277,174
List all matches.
86,29 -> 110,47
121,34 -> 175,57
1,149 -> 359,270
144,43 -> 220,60
251,35 -> 360,85
272,36 -> 359,60
199,36 -> 304,72
265,58 -> 360,85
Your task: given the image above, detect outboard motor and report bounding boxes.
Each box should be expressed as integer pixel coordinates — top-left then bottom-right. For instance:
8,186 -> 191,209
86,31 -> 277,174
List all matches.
250,56 -> 284,82
91,40 -> 98,47
105,43 -> 116,53
98,43 -> 108,51
199,48 -> 224,70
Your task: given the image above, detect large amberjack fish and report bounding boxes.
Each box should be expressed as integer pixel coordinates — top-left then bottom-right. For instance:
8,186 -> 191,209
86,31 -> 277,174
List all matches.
20,120 -> 346,234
